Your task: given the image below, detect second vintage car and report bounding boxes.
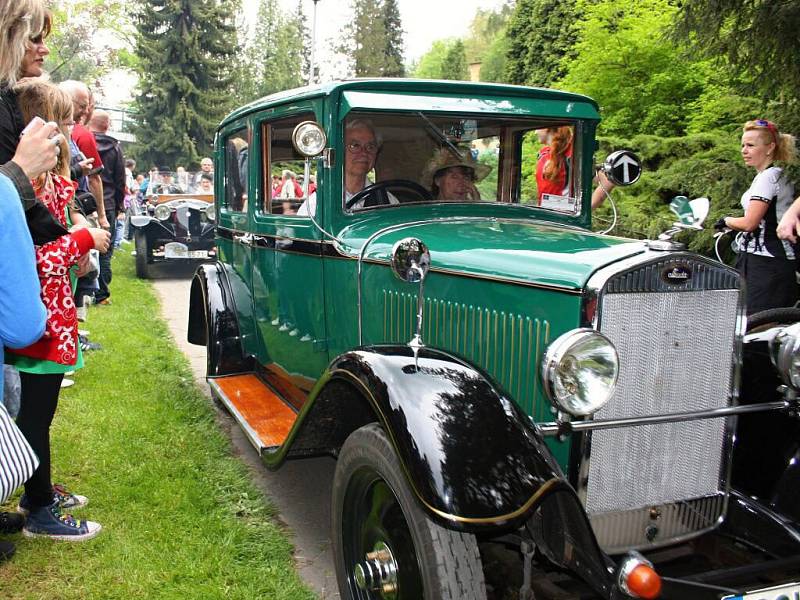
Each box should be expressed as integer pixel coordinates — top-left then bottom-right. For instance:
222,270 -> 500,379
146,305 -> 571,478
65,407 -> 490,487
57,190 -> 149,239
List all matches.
129,170 -> 216,278
188,79 -> 800,599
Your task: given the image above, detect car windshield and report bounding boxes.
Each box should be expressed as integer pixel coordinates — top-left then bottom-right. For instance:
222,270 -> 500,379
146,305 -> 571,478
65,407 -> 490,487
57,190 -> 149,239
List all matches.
342,111 -> 583,215
146,171 -> 214,196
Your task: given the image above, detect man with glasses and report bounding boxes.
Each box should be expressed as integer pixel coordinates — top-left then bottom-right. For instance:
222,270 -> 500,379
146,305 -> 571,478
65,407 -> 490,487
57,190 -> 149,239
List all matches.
297,118 -> 397,216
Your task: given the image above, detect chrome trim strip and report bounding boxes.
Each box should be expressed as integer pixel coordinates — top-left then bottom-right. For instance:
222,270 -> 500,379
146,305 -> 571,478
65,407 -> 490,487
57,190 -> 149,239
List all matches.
208,378 -> 267,453
539,401 -> 788,436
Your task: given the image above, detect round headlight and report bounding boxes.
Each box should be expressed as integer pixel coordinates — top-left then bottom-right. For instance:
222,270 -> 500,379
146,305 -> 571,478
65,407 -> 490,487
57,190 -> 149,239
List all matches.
291,121 -> 327,157
154,204 -> 172,221
769,322 -> 800,388
542,329 -> 619,416
205,204 -> 215,221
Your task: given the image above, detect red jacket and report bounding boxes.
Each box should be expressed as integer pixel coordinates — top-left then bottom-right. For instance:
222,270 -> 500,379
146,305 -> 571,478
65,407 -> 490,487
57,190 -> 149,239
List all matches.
9,174 -> 93,365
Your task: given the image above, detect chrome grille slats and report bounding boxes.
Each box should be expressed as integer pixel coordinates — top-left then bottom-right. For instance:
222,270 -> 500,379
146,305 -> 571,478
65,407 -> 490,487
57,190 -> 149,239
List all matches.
584,254 -> 741,550
382,291 -> 551,420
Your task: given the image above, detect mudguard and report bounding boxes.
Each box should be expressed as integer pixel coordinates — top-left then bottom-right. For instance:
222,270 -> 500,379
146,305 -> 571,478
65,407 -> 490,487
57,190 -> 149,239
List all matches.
732,326 -> 800,514
187,262 -> 249,376
304,344 -> 568,529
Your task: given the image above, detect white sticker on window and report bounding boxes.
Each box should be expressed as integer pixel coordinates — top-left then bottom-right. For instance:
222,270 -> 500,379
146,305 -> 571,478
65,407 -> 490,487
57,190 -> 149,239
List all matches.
540,193 -> 577,211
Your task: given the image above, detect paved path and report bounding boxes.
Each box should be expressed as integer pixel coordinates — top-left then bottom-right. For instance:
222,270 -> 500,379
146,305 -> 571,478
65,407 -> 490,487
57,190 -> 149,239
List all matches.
148,261 -> 340,599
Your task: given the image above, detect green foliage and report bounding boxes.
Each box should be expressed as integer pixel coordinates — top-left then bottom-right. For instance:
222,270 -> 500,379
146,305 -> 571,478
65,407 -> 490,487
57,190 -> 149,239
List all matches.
130,0 -> 241,169
671,0 -> 800,104
237,0 -> 305,104
479,34 -> 510,83
463,2 -> 514,64
504,0 -> 581,87
46,1 -> 132,84
559,0 -> 707,138
440,40 -> 468,81
413,40 -> 453,79
592,130 -> 757,256
342,0 -> 405,77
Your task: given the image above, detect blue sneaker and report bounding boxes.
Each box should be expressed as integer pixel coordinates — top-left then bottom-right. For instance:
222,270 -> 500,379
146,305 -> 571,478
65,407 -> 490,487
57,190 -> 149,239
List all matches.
18,483 -> 88,515
22,502 -> 101,541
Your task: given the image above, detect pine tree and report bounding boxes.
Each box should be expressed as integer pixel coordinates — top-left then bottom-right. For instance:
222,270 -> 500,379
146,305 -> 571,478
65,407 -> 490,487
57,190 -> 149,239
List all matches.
241,0 -> 304,101
440,39 -> 468,80
382,0 -> 405,77
504,0 -> 580,87
342,0 -> 405,77
131,0 -> 240,169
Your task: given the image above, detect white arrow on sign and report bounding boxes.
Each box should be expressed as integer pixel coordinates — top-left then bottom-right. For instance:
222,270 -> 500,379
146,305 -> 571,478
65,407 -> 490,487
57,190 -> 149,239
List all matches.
613,154 -> 639,183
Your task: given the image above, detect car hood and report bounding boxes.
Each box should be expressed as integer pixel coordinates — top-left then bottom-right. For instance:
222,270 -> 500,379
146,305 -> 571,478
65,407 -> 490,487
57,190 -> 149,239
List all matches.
339,217 -> 647,291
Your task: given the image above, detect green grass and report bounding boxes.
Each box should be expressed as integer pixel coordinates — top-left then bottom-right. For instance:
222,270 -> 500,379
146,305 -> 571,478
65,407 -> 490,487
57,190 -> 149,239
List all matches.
0,250 -> 315,600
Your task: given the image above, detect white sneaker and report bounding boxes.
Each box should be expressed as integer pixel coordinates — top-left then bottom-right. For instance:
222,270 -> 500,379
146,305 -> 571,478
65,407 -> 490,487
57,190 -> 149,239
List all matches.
60,378 -> 74,389
76,306 -> 88,322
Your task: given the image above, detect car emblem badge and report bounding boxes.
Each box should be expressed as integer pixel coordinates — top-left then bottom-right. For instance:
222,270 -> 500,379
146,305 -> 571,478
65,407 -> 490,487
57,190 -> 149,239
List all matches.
662,264 -> 692,284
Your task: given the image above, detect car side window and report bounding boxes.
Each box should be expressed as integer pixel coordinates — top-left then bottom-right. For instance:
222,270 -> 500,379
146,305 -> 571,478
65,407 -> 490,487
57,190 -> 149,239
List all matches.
262,112 -> 316,216
222,128 -> 249,213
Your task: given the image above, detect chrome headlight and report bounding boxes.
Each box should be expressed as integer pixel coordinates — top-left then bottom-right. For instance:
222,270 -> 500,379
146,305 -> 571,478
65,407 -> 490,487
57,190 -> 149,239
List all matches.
205,204 -> 215,221
542,329 -> 619,416
154,204 -> 172,221
769,322 -> 800,388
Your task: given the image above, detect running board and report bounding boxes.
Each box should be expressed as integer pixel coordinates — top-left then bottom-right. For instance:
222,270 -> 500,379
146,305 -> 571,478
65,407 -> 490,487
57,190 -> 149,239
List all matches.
209,373 -> 298,454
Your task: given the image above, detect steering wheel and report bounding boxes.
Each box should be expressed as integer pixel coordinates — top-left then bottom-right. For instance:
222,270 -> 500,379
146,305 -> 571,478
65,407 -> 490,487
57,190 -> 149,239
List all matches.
345,179 -> 432,210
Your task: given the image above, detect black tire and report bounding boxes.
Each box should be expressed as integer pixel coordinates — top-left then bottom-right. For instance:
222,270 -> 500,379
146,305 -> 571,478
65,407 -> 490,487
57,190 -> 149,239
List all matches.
332,423 -> 486,600
746,307 -> 800,332
134,229 -> 149,279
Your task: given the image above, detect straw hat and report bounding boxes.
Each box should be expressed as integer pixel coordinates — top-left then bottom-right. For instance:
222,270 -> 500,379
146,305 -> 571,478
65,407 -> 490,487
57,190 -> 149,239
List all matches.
424,148 -> 491,186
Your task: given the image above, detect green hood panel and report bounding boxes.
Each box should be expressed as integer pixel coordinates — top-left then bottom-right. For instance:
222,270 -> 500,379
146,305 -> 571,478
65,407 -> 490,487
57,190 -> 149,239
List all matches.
338,218 -> 645,291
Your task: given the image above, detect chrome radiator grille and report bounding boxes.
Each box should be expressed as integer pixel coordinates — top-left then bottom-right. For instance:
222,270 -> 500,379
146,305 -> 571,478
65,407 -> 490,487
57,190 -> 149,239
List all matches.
585,288 -> 739,515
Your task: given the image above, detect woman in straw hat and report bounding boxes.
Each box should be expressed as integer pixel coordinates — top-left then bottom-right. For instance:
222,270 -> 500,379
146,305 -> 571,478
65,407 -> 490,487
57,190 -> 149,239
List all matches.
426,148 -> 490,202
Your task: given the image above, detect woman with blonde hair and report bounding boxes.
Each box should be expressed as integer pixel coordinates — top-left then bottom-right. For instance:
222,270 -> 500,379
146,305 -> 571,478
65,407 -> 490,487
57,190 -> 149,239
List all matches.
0,1 -> 67,245
7,79 -> 108,541
717,119 -> 798,314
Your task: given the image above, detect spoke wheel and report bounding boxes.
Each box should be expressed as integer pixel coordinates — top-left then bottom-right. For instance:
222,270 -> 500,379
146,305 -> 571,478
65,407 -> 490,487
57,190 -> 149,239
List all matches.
333,423 -> 486,600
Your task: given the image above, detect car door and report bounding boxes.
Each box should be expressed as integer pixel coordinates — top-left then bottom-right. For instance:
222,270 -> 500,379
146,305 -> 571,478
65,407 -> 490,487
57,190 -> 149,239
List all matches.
249,107 -> 329,405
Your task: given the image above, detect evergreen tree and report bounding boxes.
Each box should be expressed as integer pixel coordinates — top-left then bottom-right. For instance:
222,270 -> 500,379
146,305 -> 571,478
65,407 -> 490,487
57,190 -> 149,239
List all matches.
440,39 -> 468,81
131,0 -> 240,168
382,0 -> 405,77
504,0 -> 580,87
342,0 -> 405,77
240,0 -> 304,102
296,1 -> 312,84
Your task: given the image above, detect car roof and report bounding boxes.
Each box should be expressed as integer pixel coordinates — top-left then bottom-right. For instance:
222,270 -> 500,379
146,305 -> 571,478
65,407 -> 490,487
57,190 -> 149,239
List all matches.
219,78 -> 598,129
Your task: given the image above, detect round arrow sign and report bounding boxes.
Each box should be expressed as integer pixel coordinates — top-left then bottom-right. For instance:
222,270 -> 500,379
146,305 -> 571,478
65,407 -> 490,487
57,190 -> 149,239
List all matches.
603,150 -> 642,186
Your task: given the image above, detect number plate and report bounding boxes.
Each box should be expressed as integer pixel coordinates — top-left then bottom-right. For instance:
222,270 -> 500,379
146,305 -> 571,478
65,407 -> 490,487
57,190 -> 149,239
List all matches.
722,582 -> 800,600
188,250 -> 209,259
164,242 -> 188,258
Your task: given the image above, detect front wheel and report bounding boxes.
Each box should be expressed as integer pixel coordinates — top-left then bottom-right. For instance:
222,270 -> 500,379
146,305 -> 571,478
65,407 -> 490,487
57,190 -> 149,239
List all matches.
332,423 -> 487,600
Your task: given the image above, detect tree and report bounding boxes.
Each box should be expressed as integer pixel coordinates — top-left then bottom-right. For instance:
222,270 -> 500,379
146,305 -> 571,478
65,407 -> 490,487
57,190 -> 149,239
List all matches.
671,0 -> 800,103
558,0 -> 707,137
46,1 -> 132,85
504,0 -> 581,87
342,0 -> 406,77
382,0 -> 405,77
412,40 -> 453,79
238,0 -> 304,103
131,0 -> 240,169
440,40 -> 468,81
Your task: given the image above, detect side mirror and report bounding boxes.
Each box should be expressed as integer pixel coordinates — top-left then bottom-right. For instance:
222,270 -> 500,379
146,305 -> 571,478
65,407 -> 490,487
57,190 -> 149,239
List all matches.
601,150 -> 642,186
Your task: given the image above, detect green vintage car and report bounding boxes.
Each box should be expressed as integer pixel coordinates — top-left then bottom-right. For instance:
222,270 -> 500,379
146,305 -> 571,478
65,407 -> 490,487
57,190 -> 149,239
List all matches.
187,80 -> 800,599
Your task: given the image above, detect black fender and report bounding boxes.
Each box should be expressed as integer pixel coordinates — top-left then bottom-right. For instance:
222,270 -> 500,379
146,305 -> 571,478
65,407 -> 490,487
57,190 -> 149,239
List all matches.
732,324 -> 800,513
294,344 -> 568,529
187,262 -> 249,376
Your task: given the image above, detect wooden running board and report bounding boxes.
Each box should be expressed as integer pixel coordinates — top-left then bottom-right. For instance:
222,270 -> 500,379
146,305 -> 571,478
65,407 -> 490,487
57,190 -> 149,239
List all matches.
209,374 -> 297,453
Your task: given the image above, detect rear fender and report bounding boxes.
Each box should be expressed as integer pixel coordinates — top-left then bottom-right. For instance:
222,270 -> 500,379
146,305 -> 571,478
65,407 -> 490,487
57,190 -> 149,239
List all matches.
187,262 -> 249,376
